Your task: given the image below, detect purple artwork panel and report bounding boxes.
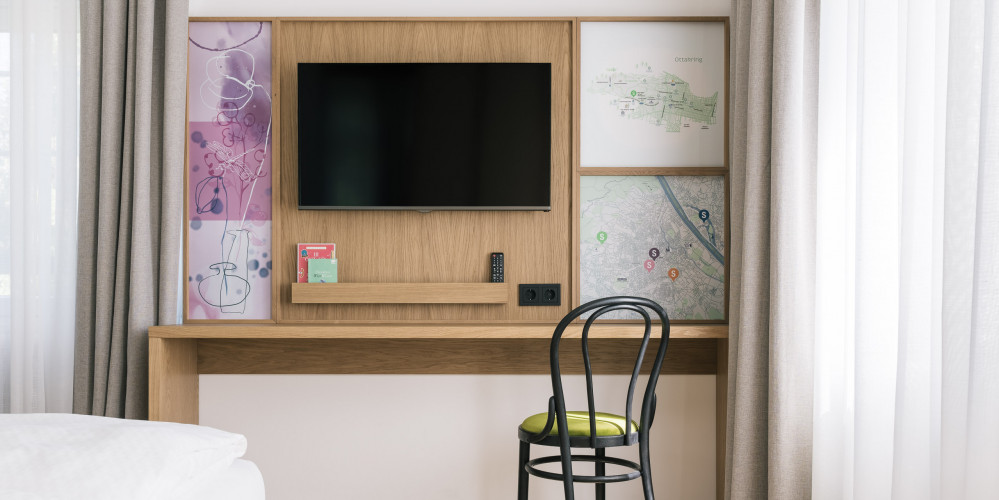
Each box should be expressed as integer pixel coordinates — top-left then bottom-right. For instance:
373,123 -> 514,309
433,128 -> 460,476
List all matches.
187,22 -> 272,321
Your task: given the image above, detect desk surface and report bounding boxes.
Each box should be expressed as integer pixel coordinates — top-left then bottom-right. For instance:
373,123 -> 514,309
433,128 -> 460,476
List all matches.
149,323 -> 727,340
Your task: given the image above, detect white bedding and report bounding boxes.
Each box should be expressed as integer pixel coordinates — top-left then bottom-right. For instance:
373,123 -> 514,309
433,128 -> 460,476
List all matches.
0,413 -> 252,500
188,459 -> 265,500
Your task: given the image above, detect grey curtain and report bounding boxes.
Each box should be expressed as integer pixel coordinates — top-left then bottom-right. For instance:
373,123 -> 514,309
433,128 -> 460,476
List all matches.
74,0 -> 187,419
726,1 -> 819,498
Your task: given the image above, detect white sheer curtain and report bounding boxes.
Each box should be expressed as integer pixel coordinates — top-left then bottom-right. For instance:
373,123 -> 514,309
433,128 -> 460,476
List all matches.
812,0 -> 997,499
0,0 -> 79,413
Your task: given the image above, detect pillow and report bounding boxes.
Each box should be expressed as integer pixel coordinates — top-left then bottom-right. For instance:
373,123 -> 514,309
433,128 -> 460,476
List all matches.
0,413 -> 247,500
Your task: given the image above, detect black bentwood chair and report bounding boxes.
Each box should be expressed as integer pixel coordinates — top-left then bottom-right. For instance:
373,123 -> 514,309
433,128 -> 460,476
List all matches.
517,296 -> 671,500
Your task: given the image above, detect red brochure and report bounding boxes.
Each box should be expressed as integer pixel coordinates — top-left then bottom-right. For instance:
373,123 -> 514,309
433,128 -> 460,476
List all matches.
297,243 -> 336,283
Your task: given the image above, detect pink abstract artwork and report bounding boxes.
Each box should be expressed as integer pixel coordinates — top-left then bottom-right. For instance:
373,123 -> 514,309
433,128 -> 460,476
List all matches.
187,22 -> 272,320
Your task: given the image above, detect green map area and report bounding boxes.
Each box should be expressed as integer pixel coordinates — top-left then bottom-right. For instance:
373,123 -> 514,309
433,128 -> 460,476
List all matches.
589,63 -> 718,131
580,176 -> 725,320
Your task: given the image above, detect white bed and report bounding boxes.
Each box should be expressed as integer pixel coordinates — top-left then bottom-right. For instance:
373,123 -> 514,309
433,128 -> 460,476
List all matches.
189,458 -> 265,500
0,413 -> 265,500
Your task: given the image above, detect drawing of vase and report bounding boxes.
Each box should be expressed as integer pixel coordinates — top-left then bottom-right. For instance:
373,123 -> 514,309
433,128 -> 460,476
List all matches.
197,229 -> 252,314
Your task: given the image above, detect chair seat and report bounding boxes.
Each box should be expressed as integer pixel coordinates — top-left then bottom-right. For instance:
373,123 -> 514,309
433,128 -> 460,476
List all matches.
520,411 -> 638,437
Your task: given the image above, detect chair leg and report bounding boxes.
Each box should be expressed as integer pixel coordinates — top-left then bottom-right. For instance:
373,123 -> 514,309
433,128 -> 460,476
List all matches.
595,448 -> 606,500
639,435 -> 654,500
518,441 -> 530,500
559,441 -> 575,500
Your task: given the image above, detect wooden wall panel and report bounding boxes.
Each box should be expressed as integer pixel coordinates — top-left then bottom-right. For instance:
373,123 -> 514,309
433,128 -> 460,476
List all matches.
197,338 -> 717,375
276,21 -> 573,322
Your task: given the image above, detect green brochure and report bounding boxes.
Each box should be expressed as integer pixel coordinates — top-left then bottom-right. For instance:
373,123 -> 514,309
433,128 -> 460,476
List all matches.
308,259 -> 338,283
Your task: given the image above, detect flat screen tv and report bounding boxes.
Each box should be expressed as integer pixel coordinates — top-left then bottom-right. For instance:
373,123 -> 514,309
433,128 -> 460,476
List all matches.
297,62 -> 552,211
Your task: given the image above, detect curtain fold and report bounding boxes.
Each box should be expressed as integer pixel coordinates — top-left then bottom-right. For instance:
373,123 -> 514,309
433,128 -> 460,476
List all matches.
0,0 -> 80,414
726,0 -> 773,497
950,0 -> 998,495
728,0 -> 998,498
74,0 -> 186,420
727,0 -> 819,498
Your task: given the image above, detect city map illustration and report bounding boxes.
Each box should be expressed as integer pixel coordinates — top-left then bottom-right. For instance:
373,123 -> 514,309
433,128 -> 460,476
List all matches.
580,176 -> 725,320
587,62 -> 719,132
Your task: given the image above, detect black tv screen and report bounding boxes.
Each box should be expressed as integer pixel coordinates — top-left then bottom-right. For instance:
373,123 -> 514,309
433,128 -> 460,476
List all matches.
297,63 -> 552,210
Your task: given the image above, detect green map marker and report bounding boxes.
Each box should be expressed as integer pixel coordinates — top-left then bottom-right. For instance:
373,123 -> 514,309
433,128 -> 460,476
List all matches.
630,90 -> 637,97
597,231 -> 607,244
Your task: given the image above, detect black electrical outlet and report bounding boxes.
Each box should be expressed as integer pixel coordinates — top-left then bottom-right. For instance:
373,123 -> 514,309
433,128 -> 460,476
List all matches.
540,284 -> 561,305
519,284 -> 540,306
519,284 -> 560,306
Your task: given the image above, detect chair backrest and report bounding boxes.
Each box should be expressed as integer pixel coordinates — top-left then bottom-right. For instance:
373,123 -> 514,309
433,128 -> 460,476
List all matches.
549,296 -> 671,446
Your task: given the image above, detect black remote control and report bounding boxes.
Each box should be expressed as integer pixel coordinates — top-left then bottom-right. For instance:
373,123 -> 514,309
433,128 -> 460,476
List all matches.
490,252 -> 504,283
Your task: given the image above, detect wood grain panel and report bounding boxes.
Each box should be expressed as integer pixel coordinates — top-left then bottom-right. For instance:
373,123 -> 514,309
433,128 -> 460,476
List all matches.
148,338 -> 199,424
270,19 -> 283,321
291,282 -> 509,304
197,338 -> 717,375
571,18 -> 581,309
276,20 -> 573,322
578,167 -> 728,176
192,17 -> 580,22
150,323 -> 727,340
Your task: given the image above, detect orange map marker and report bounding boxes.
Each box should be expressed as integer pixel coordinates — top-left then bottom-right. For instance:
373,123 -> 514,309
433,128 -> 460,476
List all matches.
668,268 -> 679,281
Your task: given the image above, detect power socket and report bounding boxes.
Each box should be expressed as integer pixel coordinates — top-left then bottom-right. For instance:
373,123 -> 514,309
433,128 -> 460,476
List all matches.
540,284 -> 561,305
519,283 -> 560,306
519,284 -> 540,305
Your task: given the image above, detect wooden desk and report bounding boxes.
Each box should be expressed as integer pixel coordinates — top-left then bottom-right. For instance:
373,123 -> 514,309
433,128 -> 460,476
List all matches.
148,323 -> 728,498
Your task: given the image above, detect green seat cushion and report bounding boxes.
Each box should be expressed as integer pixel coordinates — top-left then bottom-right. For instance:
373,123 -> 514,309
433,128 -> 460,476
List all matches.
520,411 -> 638,437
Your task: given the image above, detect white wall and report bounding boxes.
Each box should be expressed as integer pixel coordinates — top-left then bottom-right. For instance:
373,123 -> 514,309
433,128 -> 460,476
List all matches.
192,1 -> 730,499
202,374 -> 716,499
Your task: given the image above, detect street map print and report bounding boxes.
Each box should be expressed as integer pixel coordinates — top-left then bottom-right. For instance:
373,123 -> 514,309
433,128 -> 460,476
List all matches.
580,176 -> 725,320
587,64 -> 718,132
580,21 -> 726,168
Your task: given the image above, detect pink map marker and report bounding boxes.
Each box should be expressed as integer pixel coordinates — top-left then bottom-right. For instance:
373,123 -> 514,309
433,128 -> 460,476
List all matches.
644,259 -> 655,272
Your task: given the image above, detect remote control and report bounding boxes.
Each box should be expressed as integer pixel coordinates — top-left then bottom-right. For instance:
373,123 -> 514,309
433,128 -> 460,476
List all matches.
490,252 -> 504,283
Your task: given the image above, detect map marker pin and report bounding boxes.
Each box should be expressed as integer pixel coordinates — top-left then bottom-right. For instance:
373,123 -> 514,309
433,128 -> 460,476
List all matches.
668,268 -> 679,281
649,247 -> 660,260
597,231 -> 607,244
644,259 -> 655,272
699,209 -> 710,221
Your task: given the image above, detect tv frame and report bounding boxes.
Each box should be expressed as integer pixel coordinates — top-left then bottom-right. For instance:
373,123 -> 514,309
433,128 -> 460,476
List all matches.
295,62 -> 553,212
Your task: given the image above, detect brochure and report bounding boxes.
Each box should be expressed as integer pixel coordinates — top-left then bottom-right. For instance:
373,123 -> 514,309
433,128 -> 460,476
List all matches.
297,243 -> 335,283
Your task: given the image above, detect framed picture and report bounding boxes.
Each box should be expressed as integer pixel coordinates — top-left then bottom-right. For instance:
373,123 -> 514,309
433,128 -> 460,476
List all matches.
186,21 -> 273,321
578,174 -> 726,321
575,18 -> 729,321
579,19 -> 728,169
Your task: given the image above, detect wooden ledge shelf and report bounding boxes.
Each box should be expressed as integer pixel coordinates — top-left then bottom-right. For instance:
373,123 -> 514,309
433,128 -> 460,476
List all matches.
291,282 -> 510,304
150,323 -> 727,340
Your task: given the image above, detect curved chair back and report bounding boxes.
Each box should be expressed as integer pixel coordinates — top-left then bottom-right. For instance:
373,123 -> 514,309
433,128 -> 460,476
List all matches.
549,296 -> 670,447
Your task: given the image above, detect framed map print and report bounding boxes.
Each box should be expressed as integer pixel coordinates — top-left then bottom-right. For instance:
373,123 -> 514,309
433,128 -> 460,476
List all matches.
579,20 -> 728,168
579,175 -> 726,320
